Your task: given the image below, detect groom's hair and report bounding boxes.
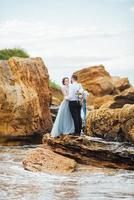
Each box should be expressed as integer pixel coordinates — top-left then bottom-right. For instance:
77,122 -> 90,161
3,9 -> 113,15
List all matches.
71,74 -> 78,81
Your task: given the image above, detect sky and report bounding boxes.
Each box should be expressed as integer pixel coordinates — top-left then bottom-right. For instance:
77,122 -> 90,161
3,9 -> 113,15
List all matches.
0,0 -> 134,85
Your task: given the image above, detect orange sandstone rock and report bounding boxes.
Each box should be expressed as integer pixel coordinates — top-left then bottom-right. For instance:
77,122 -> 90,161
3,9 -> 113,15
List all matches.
23,147 -> 76,173
74,65 -> 114,96
0,57 -> 52,137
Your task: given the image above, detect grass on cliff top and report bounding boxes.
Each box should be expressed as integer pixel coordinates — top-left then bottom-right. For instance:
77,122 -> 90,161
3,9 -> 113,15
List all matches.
49,80 -> 61,90
49,80 -> 63,101
0,48 -> 29,60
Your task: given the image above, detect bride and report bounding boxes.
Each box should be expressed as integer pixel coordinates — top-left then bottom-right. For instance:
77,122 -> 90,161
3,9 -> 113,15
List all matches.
51,77 -> 75,137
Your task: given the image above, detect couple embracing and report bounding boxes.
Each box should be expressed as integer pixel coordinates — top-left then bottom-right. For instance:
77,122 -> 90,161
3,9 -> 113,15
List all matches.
51,74 -> 88,138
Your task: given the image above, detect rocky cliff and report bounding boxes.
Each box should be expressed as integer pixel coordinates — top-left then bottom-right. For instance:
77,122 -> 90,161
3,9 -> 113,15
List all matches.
0,57 -> 52,138
74,65 -> 134,142
23,64 -> 134,173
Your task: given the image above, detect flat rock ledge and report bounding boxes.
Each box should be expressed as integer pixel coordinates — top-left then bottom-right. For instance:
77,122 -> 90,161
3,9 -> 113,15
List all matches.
23,134 -> 134,173
42,134 -> 134,170
23,148 -> 76,173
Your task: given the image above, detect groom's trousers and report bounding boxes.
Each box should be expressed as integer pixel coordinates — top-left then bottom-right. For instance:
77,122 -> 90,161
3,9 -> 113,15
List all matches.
69,101 -> 82,135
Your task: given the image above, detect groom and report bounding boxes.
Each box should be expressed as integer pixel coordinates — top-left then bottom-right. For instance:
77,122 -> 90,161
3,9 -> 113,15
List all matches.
65,74 -> 83,136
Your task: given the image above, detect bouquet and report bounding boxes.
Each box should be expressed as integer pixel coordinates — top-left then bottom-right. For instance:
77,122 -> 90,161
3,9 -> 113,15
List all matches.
75,90 -> 84,105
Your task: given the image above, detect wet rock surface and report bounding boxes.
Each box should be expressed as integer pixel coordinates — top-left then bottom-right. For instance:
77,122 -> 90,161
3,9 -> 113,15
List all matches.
42,134 -> 134,170
23,147 -> 76,173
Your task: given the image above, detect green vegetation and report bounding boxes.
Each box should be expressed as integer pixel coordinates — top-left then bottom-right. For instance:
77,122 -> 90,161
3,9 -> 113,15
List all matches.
49,80 -> 61,90
49,80 -> 63,101
0,48 -> 29,60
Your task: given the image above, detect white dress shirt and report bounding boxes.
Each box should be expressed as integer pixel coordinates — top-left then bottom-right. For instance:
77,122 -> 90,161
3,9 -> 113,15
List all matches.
65,82 -> 84,101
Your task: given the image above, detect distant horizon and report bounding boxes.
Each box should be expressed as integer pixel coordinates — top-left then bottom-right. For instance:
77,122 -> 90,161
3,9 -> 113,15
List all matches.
0,0 -> 134,85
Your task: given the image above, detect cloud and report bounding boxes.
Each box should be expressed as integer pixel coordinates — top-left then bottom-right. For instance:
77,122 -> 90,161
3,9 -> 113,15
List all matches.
0,19 -> 133,84
0,19 -> 131,48
0,20 -> 133,55
0,19 -> 132,60
108,0 -> 131,2
46,55 -> 116,67
130,6 -> 134,12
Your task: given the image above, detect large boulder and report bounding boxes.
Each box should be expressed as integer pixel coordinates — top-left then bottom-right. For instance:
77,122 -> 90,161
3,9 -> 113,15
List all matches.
0,57 -> 52,137
86,104 -> 134,142
23,147 -> 76,173
74,65 -> 133,110
74,65 -> 115,96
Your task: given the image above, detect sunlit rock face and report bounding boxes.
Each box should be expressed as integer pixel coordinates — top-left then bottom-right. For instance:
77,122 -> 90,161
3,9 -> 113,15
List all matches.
0,57 -> 52,137
86,104 -> 134,142
74,65 -> 133,109
74,65 -> 134,142
23,147 -> 76,173
74,65 -> 115,96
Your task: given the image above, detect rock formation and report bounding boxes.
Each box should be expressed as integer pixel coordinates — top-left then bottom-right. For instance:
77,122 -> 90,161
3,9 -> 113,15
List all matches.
42,134 -> 134,170
0,57 -> 52,137
112,76 -> 131,92
23,134 -> 134,172
74,65 -> 115,96
86,88 -> 134,142
23,131 -> 134,173
22,64 -> 134,173
74,65 -> 133,108
23,147 -> 76,173
86,104 -> 134,142
74,65 -> 134,142
109,87 -> 134,109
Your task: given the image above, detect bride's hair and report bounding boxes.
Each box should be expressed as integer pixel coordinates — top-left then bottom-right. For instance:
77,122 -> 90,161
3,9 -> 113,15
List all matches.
62,77 -> 69,85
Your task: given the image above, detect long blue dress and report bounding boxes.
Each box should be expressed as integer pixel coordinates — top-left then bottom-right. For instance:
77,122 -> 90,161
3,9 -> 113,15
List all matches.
51,86 -> 75,138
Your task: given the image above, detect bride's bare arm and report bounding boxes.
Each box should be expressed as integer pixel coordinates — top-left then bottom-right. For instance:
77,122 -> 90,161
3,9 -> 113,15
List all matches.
61,87 -> 68,97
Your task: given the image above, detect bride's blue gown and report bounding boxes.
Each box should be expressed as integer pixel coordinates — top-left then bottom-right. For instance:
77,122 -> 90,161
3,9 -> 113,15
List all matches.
51,86 -> 75,137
